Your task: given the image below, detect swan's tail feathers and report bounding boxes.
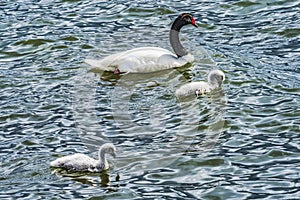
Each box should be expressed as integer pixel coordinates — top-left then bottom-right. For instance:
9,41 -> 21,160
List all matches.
85,59 -> 108,71
50,159 -> 60,167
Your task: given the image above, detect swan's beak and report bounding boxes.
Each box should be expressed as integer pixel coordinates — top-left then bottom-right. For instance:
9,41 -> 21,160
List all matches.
191,18 -> 198,28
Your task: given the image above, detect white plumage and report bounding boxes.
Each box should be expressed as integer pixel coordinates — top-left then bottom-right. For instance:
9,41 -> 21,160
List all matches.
176,69 -> 225,97
85,13 -> 198,73
50,143 -> 116,172
85,47 -> 194,73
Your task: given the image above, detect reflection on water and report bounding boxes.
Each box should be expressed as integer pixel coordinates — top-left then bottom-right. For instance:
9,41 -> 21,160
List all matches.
0,0 -> 299,199
51,168 -> 115,188
72,67 -> 226,174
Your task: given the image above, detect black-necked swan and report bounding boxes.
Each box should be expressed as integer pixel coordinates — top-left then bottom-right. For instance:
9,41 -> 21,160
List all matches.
50,143 -> 116,172
176,70 -> 225,97
85,13 -> 198,73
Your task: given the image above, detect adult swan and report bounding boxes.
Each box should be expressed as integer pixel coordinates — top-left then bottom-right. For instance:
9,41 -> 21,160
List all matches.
85,13 -> 198,73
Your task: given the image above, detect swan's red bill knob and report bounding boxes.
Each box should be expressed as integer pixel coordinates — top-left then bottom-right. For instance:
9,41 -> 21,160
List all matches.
191,18 -> 198,28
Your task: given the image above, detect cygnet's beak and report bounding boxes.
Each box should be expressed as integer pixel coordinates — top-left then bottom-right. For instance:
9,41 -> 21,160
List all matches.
112,152 -> 116,158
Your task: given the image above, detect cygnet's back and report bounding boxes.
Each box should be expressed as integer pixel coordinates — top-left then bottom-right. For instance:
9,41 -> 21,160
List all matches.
50,143 -> 116,172
175,81 -> 209,97
50,153 -> 100,172
176,69 -> 225,97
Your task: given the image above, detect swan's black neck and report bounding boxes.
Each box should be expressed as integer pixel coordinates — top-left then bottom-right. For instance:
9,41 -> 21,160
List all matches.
170,18 -> 189,58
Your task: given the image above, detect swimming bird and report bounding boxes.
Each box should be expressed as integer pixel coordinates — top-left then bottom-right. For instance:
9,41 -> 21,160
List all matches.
50,143 -> 116,172
175,69 -> 225,97
85,13 -> 198,74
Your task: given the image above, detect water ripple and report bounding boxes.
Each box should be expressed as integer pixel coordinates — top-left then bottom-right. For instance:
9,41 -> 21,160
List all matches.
0,0 -> 299,199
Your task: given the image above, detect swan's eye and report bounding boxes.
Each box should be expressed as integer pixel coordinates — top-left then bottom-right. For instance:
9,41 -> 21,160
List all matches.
185,17 -> 191,22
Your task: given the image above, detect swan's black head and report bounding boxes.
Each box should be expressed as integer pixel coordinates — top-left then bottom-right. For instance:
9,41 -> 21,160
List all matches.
178,13 -> 198,28
170,13 -> 197,57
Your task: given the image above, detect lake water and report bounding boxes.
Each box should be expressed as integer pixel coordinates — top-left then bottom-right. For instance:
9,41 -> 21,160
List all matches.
1,0 -> 299,199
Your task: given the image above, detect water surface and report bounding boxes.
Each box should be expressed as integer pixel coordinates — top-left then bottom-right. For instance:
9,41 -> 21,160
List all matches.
0,0 -> 299,199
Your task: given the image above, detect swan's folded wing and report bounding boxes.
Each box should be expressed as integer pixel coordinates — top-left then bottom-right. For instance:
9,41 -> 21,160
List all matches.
85,47 -> 193,73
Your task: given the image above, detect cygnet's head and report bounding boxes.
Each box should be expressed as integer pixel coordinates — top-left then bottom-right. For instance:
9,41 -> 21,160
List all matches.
207,70 -> 225,88
100,143 -> 117,158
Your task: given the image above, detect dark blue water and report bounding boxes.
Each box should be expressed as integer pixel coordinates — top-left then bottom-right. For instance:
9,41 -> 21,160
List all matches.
1,0 -> 299,199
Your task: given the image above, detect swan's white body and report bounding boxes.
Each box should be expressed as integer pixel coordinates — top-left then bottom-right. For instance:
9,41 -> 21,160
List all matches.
85,47 -> 194,73
85,13 -> 198,73
50,143 -> 116,172
176,70 -> 225,97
